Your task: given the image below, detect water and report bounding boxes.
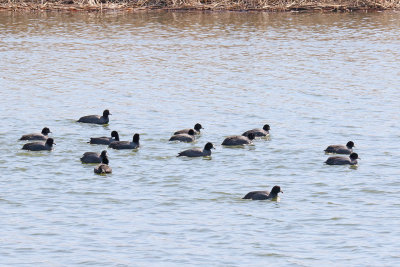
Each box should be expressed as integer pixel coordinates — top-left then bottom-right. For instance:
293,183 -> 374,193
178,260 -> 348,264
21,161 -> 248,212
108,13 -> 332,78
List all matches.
1,10 -> 400,266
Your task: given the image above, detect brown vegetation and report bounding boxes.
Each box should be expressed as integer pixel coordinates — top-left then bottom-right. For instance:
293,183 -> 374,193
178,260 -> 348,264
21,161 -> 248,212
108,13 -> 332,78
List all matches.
1,0 -> 399,11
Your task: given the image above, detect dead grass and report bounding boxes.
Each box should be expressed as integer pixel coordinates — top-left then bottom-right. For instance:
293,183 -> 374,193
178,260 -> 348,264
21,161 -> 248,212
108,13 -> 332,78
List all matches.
1,0 -> 399,11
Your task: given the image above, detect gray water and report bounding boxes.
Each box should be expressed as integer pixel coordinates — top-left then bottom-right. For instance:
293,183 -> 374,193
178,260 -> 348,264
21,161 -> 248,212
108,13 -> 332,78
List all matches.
1,10 -> 400,266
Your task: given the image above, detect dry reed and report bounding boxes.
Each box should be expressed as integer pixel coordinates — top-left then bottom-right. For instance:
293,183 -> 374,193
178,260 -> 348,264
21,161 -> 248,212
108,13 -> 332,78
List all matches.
1,0 -> 399,11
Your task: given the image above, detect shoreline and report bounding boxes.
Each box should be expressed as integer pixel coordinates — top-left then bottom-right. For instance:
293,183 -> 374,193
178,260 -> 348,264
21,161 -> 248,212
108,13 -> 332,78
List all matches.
1,0 -> 399,12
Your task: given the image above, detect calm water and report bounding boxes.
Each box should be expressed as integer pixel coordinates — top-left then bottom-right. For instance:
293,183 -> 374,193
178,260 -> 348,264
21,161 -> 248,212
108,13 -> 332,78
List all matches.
1,10 -> 400,266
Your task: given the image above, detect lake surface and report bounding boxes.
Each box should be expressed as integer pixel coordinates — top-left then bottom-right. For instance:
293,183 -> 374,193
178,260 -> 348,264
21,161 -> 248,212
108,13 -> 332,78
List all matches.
1,10 -> 400,266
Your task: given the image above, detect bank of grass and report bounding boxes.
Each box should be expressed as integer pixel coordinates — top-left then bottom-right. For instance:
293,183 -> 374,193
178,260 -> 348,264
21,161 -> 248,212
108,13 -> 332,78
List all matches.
1,0 -> 399,11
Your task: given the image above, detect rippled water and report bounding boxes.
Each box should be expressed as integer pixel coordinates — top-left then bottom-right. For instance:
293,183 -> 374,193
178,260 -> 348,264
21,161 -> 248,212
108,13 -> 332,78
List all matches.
1,10 -> 400,266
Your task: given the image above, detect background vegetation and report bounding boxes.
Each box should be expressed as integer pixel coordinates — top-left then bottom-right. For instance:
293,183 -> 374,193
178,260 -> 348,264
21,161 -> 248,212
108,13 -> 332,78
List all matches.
1,0 -> 399,11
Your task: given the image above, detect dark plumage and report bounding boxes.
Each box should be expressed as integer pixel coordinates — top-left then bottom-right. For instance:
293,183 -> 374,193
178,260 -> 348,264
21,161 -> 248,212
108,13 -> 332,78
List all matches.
109,133 -> 140,149
177,142 -> 215,157
22,138 -> 55,151
242,124 -> 270,137
221,133 -> 255,146
174,123 -> 203,135
81,150 -> 108,164
19,127 -> 51,141
94,156 -> 112,174
324,141 -> 355,154
243,186 -> 283,200
89,131 -> 120,145
325,152 -> 359,165
169,129 -> 195,143
77,109 -> 111,125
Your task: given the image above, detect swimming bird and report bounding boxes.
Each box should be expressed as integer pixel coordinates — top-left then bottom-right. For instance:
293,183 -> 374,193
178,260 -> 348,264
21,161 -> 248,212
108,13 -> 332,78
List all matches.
174,123 -> 203,135
177,142 -> 215,157
19,127 -> 51,141
242,124 -> 270,137
109,133 -> 140,149
77,109 -> 111,125
80,150 -> 108,164
22,138 -> 55,151
94,156 -> 112,174
169,129 -> 195,142
324,141 -> 355,154
325,152 -> 359,165
89,131 -> 120,145
242,185 -> 283,200
221,133 -> 255,146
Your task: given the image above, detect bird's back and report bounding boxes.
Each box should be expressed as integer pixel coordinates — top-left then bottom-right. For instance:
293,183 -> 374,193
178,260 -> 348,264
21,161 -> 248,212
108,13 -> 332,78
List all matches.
22,141 -> 47,151
325,156 -> 350,165
78,115 -> 107,124
243,128 -> 267,137
81,152 -> 101,163
174,129 -> 190,135
169,134 -> 194,142
325,145 -> 346,153
20,133 -> 47,141
109,141 -> 138,149
94,164 -> 112,174
242,191 -> 270,200
90,136 -> 111,145
178,148 -> 203,157
222,136 -> 250,146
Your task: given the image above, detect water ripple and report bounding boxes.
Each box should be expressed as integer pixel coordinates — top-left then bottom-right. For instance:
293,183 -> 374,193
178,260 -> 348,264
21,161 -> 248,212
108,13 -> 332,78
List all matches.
1,10 -> 400,267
